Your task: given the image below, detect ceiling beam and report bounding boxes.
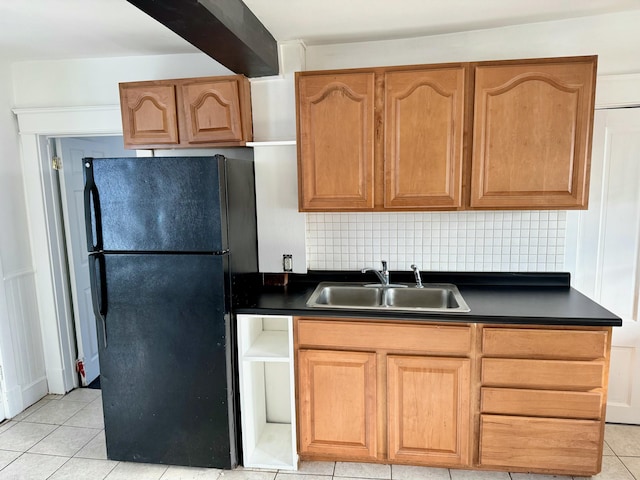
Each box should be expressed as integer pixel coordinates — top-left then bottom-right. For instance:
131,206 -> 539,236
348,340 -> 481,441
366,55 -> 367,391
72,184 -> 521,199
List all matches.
126,0 -> 279,77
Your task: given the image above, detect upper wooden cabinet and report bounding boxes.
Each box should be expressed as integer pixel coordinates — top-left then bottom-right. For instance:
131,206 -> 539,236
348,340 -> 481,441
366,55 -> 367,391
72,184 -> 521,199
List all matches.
295,55 -> 597,211
119,75 -> 252,149
296,65 -> 467,211
296,72 -> 376,210
385,68 -> 466,209
471,58 -> 596,209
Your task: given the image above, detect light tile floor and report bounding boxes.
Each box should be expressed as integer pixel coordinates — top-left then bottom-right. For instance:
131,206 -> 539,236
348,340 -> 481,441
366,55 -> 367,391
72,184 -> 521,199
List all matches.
0,389 -> 638,479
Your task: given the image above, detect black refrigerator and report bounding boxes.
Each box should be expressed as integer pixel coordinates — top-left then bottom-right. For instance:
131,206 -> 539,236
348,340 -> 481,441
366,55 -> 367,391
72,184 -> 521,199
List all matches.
83,154 -> 257,468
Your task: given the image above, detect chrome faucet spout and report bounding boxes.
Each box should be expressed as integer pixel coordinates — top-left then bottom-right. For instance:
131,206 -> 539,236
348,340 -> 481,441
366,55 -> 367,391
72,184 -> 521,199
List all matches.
411,264 -> 424,288
362,260 -> 390,286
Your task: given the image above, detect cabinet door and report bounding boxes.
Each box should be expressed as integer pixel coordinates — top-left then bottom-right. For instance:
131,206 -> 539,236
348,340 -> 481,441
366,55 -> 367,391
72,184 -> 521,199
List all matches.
297,349 -> 377,460
471,57 -> 596,208
119,83 -> 179,147
387,355 -> 471,466
297,72 -> 375,211
385,67 -> 466,209
180,78 -> 246,144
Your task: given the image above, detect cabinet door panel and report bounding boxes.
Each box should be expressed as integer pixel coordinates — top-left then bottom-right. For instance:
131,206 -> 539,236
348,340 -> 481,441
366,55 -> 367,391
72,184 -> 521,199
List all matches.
471,58 -> 596,208
387,355 -> 470,466
385,67 -> 466,208
298,349 -> 377,459
297,73 -> 375,210
119,84 -> 179,146
181,79 -> 244,143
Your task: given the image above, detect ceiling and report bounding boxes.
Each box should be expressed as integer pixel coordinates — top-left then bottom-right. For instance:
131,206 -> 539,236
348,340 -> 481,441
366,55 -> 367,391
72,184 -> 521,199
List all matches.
1,0 -> 640,63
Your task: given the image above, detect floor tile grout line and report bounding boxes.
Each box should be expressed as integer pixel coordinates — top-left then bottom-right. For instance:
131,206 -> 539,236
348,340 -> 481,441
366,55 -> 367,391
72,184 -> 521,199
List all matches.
44,452 -> 74,480
33,426 -> 103,458
611,443 -> 638,480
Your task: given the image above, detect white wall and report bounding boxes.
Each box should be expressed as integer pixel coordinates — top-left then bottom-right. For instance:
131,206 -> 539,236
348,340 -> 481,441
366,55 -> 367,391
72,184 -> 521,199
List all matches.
306,10 -> 640,74
12,53 -> 232,107
0,63 -> 30,271
0,61 -> 47,417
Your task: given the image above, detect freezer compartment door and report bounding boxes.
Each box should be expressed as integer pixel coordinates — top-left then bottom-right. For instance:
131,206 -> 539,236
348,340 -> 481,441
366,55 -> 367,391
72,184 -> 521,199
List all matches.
84,156 -> 227,253
96,253 -> 235,468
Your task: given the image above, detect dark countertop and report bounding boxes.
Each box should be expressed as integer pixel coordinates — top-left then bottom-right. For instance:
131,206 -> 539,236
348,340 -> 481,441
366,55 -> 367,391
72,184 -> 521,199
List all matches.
234,271 -> 622,327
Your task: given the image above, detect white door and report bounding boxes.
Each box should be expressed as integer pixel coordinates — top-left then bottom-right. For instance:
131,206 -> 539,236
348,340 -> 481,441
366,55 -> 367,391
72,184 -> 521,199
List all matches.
0,367 -> 5,422
0,255 -> 7,420
567,107 -> 640,424
56,136 -> 134,386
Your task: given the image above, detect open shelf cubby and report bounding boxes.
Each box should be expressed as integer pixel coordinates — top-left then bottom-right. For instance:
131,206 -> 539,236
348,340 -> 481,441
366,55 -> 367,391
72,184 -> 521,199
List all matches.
237,315 -> 297,470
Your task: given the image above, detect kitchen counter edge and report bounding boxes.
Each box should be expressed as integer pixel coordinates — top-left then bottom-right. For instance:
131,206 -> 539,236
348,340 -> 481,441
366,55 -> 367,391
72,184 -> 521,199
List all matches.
233,271 -> 622,328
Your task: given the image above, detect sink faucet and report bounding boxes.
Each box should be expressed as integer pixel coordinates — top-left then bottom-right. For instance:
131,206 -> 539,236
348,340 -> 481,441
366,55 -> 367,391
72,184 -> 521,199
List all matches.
362,260 -> 390,286
411,264 -> 424,288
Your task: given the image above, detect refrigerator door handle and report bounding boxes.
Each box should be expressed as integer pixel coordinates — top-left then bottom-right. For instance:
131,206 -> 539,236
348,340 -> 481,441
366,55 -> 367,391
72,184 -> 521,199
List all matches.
83,158 -> 103,252
88,253 -> 108,348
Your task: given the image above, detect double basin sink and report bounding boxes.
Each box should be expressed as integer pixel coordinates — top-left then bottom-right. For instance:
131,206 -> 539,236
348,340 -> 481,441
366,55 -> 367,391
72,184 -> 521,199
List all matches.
306,282 -> 470,313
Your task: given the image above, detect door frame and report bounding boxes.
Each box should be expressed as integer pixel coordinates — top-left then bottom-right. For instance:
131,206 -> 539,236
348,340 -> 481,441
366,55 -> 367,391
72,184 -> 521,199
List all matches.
0,255 -> 9,421
13,105 -> 122,394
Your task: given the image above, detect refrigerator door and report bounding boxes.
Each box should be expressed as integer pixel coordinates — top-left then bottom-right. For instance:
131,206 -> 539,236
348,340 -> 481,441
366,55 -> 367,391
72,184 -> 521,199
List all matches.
90,252 -> 236,468
84,156 -> 228,253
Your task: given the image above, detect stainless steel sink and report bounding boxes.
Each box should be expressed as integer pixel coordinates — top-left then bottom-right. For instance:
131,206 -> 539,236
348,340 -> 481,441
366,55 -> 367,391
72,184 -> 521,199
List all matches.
306,282 -> 470,312
311,284 -> 382,308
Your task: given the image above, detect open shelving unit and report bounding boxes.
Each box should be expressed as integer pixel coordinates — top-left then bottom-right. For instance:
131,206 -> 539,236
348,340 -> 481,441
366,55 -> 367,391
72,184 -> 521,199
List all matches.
237,315 -> 297,470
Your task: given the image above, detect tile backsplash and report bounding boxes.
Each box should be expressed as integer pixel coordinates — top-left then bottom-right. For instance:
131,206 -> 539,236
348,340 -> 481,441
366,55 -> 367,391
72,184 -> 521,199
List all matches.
306,211 -> 566,272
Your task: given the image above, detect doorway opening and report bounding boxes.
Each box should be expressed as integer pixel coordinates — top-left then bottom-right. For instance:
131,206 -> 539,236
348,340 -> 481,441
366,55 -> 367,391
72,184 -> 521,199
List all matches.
50,136 -> 136,387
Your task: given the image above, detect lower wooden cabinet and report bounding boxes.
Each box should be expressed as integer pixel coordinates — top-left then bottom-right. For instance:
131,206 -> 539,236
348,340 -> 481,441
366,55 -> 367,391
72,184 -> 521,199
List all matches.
297,349 -> 377,459
387,355 -> 470,466
479,325 -> 610,476
295,318 -> 473,466
294,318 -> 611,476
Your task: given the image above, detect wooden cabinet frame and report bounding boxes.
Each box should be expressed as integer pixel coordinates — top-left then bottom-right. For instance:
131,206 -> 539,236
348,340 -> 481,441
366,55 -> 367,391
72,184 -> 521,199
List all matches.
119,75 -> 252,149
294,317 -> 612,477
295,317 -> 474,466
296,55 -> 596,211
470,57 -> 596,209
296,64 -> 469,212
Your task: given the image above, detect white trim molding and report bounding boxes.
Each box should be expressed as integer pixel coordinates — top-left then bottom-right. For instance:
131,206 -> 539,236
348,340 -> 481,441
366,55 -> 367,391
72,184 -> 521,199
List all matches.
13,105 -> 121,135
0,261 -> 48,417
595,73 -> 640,109
14,106 -> 123,396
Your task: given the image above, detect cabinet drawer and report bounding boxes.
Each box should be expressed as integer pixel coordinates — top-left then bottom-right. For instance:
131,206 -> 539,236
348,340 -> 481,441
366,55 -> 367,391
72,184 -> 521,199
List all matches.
296,318 -> 471,354
482,358 -> 605,390
482,327 -> 608,359
481,387 -> 603,419
480,414 -> 601,475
